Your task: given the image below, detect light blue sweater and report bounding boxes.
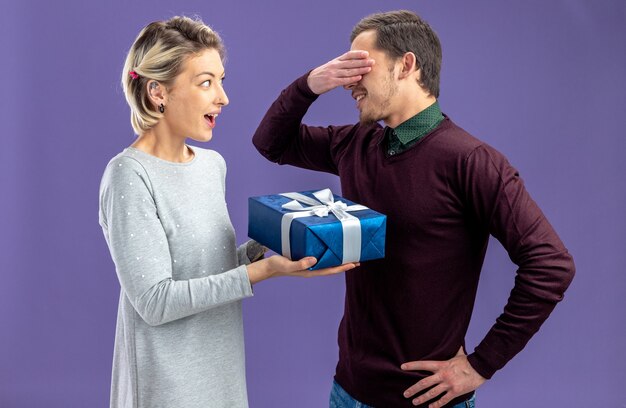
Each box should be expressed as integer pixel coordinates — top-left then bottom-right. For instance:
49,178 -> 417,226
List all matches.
99,146 -> 253,408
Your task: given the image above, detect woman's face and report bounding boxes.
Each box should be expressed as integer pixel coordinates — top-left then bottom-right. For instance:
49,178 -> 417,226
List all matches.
162,48 -> 228,142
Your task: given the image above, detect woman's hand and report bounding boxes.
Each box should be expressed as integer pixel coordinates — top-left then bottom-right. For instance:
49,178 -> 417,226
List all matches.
246,255 -> 358,285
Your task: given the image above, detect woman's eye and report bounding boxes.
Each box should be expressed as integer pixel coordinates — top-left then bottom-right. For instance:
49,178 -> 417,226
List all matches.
201,80 -> 211,87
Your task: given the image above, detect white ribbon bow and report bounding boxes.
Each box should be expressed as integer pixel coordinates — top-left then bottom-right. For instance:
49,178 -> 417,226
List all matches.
279,189 -> 368,264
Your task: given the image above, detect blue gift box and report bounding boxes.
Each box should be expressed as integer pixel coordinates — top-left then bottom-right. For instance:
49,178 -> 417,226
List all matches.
248,189 -> 386,270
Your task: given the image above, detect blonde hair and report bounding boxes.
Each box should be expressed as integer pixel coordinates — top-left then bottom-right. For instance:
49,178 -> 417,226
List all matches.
122,16 -> 225,135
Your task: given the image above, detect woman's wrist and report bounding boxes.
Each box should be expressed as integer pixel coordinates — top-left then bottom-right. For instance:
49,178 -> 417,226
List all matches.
246,259 -> 272,285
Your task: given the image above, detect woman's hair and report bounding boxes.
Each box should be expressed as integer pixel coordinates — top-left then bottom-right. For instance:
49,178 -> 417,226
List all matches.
122,16 -> 225,135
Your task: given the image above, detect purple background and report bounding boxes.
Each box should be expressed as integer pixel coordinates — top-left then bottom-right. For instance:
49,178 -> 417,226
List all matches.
1,0 -> 624,406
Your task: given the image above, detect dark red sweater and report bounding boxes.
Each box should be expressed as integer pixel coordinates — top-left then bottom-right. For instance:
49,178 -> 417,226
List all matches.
253,74 -> 575,407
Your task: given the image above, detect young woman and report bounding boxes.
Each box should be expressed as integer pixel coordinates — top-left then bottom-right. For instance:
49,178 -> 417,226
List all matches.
98,16 -> 356,408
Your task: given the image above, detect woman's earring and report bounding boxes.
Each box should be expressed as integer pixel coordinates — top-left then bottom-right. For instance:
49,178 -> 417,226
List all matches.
159,103 -> 165,113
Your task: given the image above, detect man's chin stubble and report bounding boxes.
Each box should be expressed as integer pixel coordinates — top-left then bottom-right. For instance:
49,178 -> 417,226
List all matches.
359,113 -> 379,126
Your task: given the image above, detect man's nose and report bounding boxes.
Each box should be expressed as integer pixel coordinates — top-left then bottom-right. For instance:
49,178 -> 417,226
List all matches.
344,82 -> 357,91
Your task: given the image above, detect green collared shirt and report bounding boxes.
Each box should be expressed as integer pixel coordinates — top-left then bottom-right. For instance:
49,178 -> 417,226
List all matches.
385,101 -> 444,156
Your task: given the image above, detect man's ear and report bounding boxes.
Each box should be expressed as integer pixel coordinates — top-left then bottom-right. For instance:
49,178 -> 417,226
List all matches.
146,81 -> 167,109
398,52 -> 419,80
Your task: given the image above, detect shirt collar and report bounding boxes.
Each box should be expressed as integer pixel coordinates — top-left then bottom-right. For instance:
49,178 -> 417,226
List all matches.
389,100 -> 443,145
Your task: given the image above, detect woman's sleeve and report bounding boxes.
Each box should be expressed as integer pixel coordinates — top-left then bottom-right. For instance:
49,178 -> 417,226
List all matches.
236,240 -> 265,266
98,157 -> 253,326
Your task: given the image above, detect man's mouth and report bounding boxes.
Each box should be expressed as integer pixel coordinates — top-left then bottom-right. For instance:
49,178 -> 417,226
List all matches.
353,93 -> 366,109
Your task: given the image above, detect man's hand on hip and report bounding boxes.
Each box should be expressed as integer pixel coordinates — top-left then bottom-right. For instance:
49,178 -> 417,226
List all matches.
307,50 -> 374,95
401,346 -> 486,407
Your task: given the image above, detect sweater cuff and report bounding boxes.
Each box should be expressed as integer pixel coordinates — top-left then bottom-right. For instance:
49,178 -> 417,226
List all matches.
237,243 -> 251,266
295,71 -> 321,100
234,265 -> 254,298
467,351 -> 497,380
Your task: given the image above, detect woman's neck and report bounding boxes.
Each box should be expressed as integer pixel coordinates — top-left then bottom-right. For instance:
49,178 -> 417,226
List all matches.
131,128 -> 194,163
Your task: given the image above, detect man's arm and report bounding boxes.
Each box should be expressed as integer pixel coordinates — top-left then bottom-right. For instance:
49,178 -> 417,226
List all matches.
252,51 -> 373,173
463,144 -> 575,375
402,144 -> 575,407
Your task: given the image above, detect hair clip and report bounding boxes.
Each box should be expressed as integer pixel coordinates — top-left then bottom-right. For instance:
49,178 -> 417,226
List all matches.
129,71 -> 140,80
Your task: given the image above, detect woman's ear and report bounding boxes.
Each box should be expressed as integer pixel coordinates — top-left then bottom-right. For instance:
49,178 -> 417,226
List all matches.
146,81 -> 166,109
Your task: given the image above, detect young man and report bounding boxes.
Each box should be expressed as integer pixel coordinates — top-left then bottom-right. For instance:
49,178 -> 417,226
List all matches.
253,10 -> 575,408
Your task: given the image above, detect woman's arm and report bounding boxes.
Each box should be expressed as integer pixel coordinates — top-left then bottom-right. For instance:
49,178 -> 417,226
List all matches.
99,158 -> 253,326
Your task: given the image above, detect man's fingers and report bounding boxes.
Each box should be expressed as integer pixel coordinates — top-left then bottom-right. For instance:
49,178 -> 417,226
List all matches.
411,384 -> 447,407
334,58 -> 375,70
335,75 -> 363,87
427,391 -> 454,408
333,66 -> 372,78
337,50 -> 369,60
330,59 -> 374,78
403,374 -> 440,398
401,360 -> 441,372
341,58 -> 375,69
308,53 -> 373,94
401,349 -> 484,406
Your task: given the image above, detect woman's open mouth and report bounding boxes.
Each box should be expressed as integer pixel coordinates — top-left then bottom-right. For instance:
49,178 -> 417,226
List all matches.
204,114 -> 217,128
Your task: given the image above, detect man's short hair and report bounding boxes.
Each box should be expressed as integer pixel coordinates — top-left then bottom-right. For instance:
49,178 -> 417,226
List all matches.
351,10 -> 442,98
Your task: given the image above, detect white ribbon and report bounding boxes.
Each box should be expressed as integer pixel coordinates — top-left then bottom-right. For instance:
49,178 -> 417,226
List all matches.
279,189 -> 368,263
